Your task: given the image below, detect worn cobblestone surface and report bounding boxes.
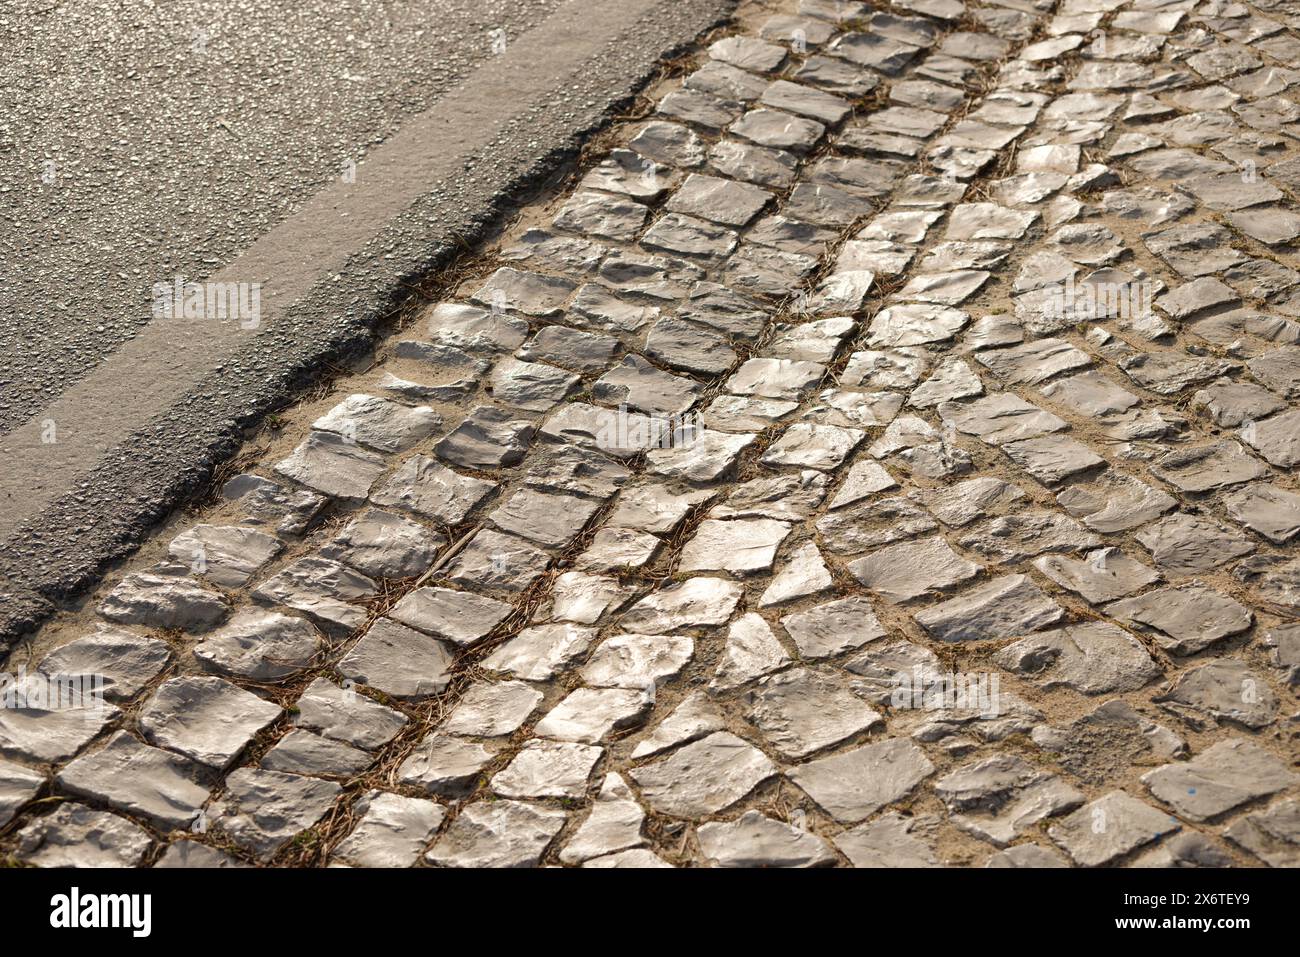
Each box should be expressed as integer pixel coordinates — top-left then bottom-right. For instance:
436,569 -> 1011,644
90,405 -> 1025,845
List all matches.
3,0 -> 1299,868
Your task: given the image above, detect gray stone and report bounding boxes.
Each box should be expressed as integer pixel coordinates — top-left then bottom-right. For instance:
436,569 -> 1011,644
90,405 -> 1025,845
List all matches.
397,734 -> 494,797
645,431 -> 757,483
522,443 -> 630,499
333,791 -> 445,868
1131,831 -> 1236,868
570,283 -> 662,335
16,804 -> 151,868
434,406 -> 535,471
1041,370 -> 1139,419
629,731 -> 777,818
712,471 -> 827,522
711,613 -> 793,691
574,527 -> 660,573
827,460 -> 898,510
1048,791 -> 1177,866
1225,798 -> 1300,867
779,597 -> 888,659
38,626 -> 171,701
958,512 -> 1101,565
916,574 -> 1062,643
582,633 -> 693,690
491,739 -> 603,799
1003,435 -> 1106,485
321,508 -> 442,580
169,524 -> 282,588
709,35 -> 787,72
1121,352 -> 1235,396
0,678 -> 120,763
213,768 -> 342,861
995,622 -> 1161,695
1056,471 -> 1177,533
482,622 -> 595,682
427,800 -> 566,867
56,731 -> 211,829
835,813 -> 939,867
816,494 -> 938,555
1108,583 -> 1252,656
155,841 -> 247,868
252,556 -> 377,637
1033,548 -> 1160,604
759,543 -> 834,608
312,394 -> 439,453
534,688 -> 651,744
422,300 -> 529,352
629,120 -> 706,168
978,339 -> 1092,385
630,691 -> 724,760
1242,407 -> 1300,467
389,586 -> 512,646
593,354 -> 701,415
1144,223 -> 1247,278
141,676 -> 280,770
471,267 -> 577,317
489,487 -> 601,549
517,326 -> 619,375
274,431 -> 387,500
442,681 -> 543,738
339,618 -> 454,700
1266,622 -> 1300,686
1150,441 -> 1267,493
0,758 -> 42,828
745,668 -> 882,759
843,640 -> 942,706
1136,513 -> 1255,575
441,528 -> 550,594
731,108 -> 826,153
680,518 -> 792,576
918,477 -> 1025,528
788,738 -> 934,824
984,844 -> 1069,868
222,473 -> 327,536
294,677 -> 407,750
727,357 -> 825,401
618,574 -> 743,634
371,454 -> 496,525
1158,659 -> 1277,730
490,358 -> 580,412
559,773 -> 647,864
195,609 -> 319,682
699,810 -> 836,867
940,393 -> 1065,445
868,304 -> 969,348
99,572 -> 228,632
1143,738 -> 1295,822
1234,554 -> 1300,615
667,173 -> 771,227
260,730 -> 372,778
848,535 -> 979,602
935,755 -> 1084,847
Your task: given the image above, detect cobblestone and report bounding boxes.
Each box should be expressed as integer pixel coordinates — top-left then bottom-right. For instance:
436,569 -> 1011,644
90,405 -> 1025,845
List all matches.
7,0 -> 1300,869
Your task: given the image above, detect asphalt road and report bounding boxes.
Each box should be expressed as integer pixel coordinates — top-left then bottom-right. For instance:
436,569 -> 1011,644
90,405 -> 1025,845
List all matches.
0,0 -> 733,645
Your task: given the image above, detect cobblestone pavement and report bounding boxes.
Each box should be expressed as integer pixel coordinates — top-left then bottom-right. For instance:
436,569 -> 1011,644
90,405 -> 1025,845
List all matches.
4,0 -> 1300,868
